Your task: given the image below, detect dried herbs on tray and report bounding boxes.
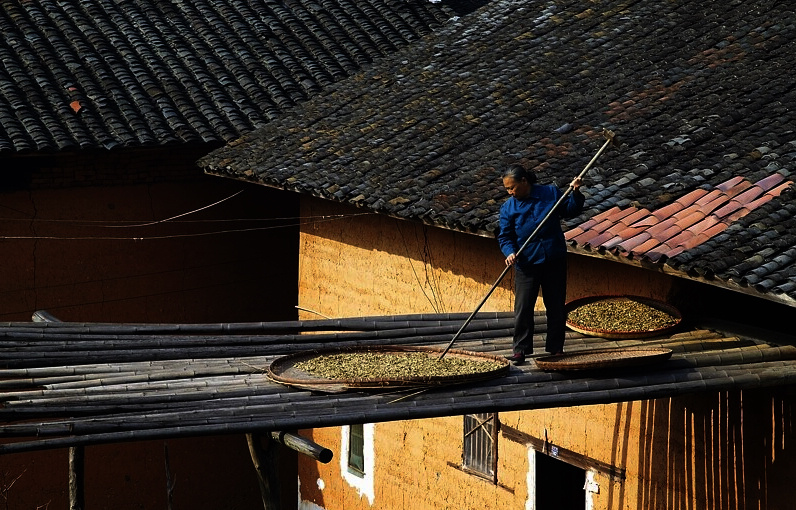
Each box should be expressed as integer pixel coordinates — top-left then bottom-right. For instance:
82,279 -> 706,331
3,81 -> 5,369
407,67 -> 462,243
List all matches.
567,297 -> 679,332
294,352 -> 503,380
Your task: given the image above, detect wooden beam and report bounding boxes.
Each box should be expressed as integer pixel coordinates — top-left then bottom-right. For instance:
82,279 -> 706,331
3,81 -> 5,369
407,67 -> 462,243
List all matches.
501,424 -> 625,481
270,431 -> 332,464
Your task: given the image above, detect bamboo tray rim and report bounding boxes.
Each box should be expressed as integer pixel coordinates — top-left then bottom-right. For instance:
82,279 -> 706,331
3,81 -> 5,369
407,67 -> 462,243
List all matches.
535,347 -> 673,371
565,295 -> 682,339
267,345 -> 510,391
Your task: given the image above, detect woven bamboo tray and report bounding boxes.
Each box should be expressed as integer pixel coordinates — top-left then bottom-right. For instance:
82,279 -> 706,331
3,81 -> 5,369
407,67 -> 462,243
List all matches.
565,295 -> 682,339
535,347 -> 673,371
268,345 -> 510,393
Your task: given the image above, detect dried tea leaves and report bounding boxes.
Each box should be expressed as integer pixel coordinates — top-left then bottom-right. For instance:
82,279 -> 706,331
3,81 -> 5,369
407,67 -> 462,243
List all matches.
295,352 -> 504,380
567,297 -> 679,333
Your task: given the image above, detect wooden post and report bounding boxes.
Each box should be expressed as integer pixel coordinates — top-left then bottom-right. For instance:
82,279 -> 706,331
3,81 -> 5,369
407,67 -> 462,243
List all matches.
246,433 -> 280,510
32,311 -> 86,510
164,442 -> 175,510
246,431 -> 332,509
68,446 -> 84,510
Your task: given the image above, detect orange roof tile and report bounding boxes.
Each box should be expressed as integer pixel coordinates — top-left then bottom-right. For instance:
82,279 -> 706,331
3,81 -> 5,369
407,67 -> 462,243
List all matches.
755,173 -> 786,191
576,217 -> 601,231
566,175 -> 791,266
721,179 -> 754,198
667,230 -> 696,249
732,186 -> 765,206
628,214 -> 659,228
644,245 -> 671,262
663,245 -> 686,258
694,188 -> 724,206
687,215 -> 723,236
616,232 -> 652,252
564,227 -> 585,240
602,236 -> 626,249
656,224 -> 685,244
589,218 -> 618,234
615,208 -> 650,226
770,181 -> 794,196
607,206 -> 642,223
695,194 -> 731,215
632,237 -> 665,255
689,232 -> 713,249
713,200 -> 745,218
724,206 -> 750,223
715,176 -> 746,192
701,222 -> 729,238
615,225 -> 648,240
645,216 -> 680,238
744,195 -> 776,211
674,209 -> 707,230
570,228 -> 603,244
590,206 -> 624,223
584,230 -> 619,247
651,201 -> 685,220
676,188 -> 711,208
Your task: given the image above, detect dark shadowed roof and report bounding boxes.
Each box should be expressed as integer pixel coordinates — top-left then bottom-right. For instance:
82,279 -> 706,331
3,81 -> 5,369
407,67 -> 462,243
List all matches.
0,0 -> 463,152
200,0 -> 796,307
0,313 -> 794,453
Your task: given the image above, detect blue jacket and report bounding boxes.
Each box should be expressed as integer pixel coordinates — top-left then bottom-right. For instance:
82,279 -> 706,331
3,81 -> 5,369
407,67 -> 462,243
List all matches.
497,184 -> 585,268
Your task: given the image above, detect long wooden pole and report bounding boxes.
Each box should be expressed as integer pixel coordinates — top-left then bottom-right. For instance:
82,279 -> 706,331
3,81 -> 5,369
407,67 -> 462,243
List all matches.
439,130 -> 617,358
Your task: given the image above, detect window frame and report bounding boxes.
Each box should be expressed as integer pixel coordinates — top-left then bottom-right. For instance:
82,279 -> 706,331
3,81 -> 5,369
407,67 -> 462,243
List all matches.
462,412 -> 498,483
347,422 -> 365,477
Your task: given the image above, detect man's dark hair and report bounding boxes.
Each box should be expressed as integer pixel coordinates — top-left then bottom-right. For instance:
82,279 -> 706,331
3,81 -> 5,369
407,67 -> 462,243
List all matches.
502,164 -> 537,184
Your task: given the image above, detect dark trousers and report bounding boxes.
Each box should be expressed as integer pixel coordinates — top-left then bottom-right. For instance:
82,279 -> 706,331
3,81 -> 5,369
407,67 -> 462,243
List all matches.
512,256 -> 568,355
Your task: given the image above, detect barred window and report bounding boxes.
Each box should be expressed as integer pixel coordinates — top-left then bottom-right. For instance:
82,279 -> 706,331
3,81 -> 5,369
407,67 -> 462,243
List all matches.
347,423 -> 365,476
462,413 -> 498,482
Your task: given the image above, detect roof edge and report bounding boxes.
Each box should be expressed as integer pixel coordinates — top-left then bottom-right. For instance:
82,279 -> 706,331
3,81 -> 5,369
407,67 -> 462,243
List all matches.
567,245 -> 796,310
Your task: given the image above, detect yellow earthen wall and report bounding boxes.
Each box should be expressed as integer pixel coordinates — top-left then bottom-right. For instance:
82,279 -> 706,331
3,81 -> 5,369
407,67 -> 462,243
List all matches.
505,387 -> 795,509
300,417 -> 528,510
297,199 -> 514,318
295,198 -> 795,510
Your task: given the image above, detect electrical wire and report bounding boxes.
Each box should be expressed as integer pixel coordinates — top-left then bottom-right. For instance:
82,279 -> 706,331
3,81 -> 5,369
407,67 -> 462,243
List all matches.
101,190 -> 245,227
0,214 -> 375,241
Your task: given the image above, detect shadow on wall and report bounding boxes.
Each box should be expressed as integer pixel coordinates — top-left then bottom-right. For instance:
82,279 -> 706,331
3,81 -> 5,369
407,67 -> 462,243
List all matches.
607,388 -> 795,509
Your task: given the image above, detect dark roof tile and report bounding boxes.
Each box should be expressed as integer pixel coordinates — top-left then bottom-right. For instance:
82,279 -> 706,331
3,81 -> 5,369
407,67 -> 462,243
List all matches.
0,0 -> 458,152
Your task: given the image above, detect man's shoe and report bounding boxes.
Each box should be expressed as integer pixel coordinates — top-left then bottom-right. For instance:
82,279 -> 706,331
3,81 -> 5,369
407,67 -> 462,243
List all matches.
505,352 -> 525,365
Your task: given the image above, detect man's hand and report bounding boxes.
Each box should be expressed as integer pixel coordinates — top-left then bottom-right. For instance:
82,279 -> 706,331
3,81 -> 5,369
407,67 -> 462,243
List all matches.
505,253 -> 516,266
570,177 -> 583,190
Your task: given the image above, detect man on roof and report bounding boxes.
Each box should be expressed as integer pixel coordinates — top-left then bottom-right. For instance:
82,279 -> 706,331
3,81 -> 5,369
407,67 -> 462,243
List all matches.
498,164 -> 585,365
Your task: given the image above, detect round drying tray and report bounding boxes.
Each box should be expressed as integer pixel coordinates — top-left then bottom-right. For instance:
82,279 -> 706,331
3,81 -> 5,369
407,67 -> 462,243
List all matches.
565,295 -> 682,339
535,347 -> 673,371
268,345 -> 510,393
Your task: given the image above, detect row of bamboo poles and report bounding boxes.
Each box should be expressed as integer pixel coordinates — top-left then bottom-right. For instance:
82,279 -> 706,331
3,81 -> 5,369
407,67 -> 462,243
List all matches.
0,311 -> 516,454
1,311 -> 794,456
2,310 -> 796,509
